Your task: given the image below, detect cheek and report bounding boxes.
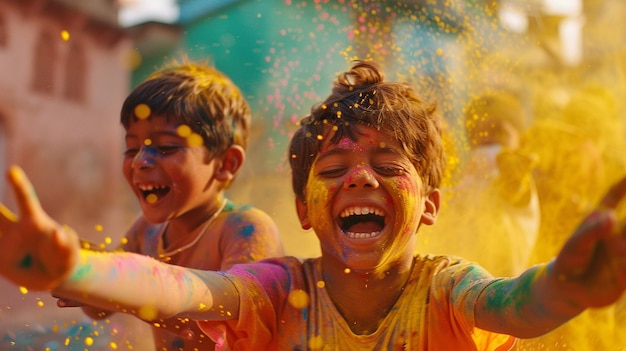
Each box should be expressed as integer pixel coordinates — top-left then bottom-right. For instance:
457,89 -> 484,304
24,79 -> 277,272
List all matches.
305,176 -> 339,220
122,160 -> 133,180
381,177 -> 421,226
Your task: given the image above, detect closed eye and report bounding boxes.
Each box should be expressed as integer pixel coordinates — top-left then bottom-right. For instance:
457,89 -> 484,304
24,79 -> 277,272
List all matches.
375,166 -> 406,177
318,167 -> 348,178
156,145 -> 182,155
123,148 -> 139,157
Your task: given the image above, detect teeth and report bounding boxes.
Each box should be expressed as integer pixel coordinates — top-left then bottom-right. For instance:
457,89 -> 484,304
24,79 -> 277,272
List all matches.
345,231 -> 381,239
138,184 -> 167,191
339,207 -> 384,218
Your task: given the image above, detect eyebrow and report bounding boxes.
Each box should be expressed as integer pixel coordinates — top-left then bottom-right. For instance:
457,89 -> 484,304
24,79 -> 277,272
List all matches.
316,143 -> 403,163
125,129 -> 183,140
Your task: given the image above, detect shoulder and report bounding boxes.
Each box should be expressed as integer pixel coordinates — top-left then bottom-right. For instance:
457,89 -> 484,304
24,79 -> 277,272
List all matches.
226,257 -> 306,287
221,203 -> 279,238
416,255 -> 493,282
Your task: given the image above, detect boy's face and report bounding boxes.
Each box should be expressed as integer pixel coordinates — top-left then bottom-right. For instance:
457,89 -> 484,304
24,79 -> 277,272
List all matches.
297,126 -> 439,273
123,115 -> 221,224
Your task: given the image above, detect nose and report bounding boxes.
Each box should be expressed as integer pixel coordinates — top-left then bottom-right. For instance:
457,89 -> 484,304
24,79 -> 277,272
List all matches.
344,165 -> 379,189
132,146 -> 157,169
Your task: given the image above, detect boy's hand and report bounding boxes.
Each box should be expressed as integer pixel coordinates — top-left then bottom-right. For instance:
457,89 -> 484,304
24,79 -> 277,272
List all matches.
550,175 -> 626,308
0,166 -> 79,291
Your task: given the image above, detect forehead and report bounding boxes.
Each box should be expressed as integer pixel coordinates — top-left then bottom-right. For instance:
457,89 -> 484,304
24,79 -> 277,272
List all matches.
125,114 -> 179,131
319,126 -> 402,154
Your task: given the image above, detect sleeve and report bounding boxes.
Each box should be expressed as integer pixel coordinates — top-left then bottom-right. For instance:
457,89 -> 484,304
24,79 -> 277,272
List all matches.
218,207 -> 284,270
429,258 -> 516,351
197,258 -> 299,351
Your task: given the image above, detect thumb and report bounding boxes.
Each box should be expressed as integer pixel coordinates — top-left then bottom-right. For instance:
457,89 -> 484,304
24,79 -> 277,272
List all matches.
7,166 -> 45,219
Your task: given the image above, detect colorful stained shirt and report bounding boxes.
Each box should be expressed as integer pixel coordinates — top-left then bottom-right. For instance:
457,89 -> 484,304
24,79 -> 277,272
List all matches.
121,200 -> 283,271
198,255 -> 516,350
120,200 -> 283,351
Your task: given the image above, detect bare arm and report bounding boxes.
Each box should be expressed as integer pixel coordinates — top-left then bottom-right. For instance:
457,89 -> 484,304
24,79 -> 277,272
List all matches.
475,176 -> 626,337
57,250 -> 240,321
0,166 -> 240,323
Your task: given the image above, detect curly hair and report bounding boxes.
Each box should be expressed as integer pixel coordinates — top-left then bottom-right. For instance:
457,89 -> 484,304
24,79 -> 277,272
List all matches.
288,61 -> 446,200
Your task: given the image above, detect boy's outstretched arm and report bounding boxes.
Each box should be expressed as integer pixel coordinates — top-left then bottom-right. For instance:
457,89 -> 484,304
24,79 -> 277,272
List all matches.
0,166 -> 80,291
0,166 -> 240,322
474,175 -> 626,338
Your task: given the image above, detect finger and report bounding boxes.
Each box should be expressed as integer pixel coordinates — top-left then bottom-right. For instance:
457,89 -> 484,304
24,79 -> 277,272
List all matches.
599,176 -> 626,210
56,298 -> 83,308
7,166 -> 43,218
0,201 -> 17,240
0,202 -> 17,223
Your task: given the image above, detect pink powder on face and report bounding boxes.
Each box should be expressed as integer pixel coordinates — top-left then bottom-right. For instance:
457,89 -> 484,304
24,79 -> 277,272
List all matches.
335,136 -> 364,152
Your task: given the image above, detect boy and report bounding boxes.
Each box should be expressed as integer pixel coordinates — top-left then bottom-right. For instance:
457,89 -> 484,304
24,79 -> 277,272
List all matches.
1,61 -> 625,350
424,90 -> 540,277
58,60 -> 284,350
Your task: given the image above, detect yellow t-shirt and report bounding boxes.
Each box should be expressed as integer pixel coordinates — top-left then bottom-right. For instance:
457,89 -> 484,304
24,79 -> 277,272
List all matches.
198,256 -> 515,350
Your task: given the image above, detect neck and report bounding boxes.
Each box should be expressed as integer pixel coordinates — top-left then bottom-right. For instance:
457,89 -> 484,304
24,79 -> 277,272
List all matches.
162,198 -> 227,252
321,256 -> 415,334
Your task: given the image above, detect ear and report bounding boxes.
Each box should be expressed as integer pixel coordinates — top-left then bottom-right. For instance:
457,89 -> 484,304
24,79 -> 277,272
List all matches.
420,189 -> 440,226
295,197 -> 312,230
214,145 -> 245,182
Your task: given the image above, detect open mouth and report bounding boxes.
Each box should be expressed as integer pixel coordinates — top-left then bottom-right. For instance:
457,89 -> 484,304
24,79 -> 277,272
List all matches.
339,206 -> 386,239
137,184 -> 170,202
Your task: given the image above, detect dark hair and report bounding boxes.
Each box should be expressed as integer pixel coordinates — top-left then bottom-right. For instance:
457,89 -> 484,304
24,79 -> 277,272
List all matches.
120,60 -> 251,156
288,61 -> 446,200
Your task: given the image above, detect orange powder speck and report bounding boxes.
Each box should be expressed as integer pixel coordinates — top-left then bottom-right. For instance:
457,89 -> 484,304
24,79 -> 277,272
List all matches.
316,280 -> 325,288
60,30 -> 70,41
139,305 -> 158,320
344,268 -> 351,274
120,237 -> 128,245
288,289 -> 310,309
64,337 -> 71,346
143,138 -> 152,146
19,286 -> 28,295
84,337 -> 94,346
436,47 -> 443,56
95,224 -> 104,232
37,300 -> 44,307
109,341 -> 118,350
146,194 -> 158,204
308,335 -> 324,350
177,124 -> 192,137
187,133 -> 204,147
134,104 -> 151,119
